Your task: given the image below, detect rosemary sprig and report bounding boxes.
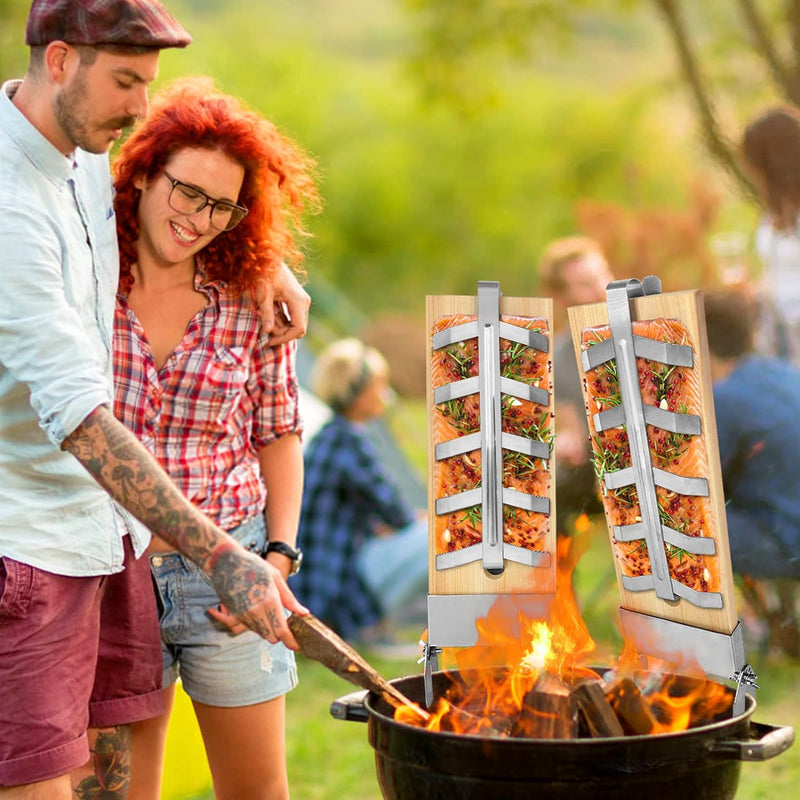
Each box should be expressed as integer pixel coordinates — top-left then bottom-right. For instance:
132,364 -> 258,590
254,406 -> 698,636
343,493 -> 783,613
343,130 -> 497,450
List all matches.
518,412 -> 553,446
652,363 -> 678,404
503,450 -> 539,478
439,398 -> 475,433
591,435 -> 628,482
594,392 -> 622,409
657,502 -> 686,533
459,505 -> 482,527
666,544 -> 695,563
443,343 -> 476,380
500,341 -> 528,377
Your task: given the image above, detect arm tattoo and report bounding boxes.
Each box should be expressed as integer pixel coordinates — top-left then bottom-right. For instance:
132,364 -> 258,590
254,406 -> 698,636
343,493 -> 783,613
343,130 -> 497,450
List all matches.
62,406 -> 221,566
205,547 -> 273,618
63,407 -> 275,617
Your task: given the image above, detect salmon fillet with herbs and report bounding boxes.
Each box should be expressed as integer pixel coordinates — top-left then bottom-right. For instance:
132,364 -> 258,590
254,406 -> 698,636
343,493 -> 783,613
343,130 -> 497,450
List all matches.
431,314 -> 552,557
581,318 -> 720,594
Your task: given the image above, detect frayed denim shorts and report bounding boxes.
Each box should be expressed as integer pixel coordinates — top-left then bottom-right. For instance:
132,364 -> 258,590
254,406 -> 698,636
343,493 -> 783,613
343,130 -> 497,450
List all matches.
149,515 -> 298,707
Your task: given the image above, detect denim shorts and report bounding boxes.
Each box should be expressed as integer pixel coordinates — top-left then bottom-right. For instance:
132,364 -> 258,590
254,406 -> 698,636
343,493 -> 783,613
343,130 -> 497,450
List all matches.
149,515 -> 298,707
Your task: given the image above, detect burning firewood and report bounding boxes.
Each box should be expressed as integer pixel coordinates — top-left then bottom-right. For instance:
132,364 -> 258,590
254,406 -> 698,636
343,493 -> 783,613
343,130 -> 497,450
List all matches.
511,670 -> 578,739
573,679 -> 625,738
605,676 -> 658,736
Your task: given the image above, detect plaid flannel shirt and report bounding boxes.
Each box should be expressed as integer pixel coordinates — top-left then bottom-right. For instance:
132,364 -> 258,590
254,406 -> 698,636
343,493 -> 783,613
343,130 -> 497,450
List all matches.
113,268 -> 301,531
291,415 -> 414,636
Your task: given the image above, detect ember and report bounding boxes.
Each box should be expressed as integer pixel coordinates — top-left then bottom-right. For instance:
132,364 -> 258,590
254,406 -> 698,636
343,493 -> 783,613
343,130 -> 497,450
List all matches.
395,536 -> 733,738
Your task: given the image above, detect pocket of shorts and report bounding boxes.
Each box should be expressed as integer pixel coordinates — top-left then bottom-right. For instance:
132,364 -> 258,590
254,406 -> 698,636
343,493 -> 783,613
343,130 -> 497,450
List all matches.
0,557 -> 37,619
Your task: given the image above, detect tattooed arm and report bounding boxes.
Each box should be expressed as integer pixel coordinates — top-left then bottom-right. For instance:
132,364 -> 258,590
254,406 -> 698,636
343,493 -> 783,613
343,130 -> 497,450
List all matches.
62,405 -> 306,647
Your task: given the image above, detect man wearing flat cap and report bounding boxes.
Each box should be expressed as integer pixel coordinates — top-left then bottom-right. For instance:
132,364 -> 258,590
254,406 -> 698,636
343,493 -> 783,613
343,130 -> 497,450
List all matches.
0,3 -> 309,796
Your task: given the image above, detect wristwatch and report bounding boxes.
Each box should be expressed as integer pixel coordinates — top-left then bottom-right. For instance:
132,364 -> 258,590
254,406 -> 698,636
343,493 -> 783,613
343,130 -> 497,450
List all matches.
265,541 -> 303,576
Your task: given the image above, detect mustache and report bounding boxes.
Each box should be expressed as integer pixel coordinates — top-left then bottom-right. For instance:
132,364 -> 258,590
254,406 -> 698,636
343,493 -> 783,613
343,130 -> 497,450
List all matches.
108,116 -> 138,130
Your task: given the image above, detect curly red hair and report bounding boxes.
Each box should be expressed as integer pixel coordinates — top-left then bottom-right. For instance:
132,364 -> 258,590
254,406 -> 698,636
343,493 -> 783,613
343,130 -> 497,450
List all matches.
113,76 -> 319,294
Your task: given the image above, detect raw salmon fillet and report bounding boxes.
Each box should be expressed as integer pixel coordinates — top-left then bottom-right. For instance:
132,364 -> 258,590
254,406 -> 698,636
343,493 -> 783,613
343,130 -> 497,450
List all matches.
581,318 -> 720,594
431,314 -> 552,556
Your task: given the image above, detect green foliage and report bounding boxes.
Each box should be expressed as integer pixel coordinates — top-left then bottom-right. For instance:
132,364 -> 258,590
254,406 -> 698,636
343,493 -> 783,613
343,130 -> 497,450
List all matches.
161,0 -> 724,315
0,0 -> 31,78
4,0 -> 758,316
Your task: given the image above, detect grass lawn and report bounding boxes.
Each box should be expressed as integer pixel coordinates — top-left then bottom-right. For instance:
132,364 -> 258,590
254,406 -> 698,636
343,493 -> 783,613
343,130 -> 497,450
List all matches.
165,522 -> 798,799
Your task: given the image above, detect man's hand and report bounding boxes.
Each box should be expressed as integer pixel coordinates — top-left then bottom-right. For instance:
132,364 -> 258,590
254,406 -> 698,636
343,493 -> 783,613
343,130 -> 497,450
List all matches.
205,545 -> 308,649
253,263 -> 311,346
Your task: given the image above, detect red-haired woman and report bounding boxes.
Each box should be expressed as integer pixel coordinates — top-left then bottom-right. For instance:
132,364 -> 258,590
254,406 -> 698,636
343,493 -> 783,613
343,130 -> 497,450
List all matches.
112,77 -> 318,800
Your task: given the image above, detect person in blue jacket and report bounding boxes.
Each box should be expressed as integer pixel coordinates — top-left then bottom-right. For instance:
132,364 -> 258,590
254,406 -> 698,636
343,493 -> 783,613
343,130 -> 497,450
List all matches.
704,288 -> 800,579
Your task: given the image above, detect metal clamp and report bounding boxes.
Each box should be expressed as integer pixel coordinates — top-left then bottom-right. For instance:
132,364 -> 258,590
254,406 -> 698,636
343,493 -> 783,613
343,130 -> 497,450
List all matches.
585,278 -> 721,609
732,663 -> 759,717
418,641 -> 442,708
432,281 -> 551,573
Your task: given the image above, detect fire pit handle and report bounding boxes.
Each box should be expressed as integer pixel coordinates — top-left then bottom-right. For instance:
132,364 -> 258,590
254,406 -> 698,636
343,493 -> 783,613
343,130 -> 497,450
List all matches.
709,720 -> 795,762
330,690 -> 369,723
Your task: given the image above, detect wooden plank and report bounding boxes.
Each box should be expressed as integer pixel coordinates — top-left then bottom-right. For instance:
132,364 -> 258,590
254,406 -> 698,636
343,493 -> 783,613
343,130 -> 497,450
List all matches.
567,290 -> 738,634
287,613 -> 429,723
427,294 -> 556,597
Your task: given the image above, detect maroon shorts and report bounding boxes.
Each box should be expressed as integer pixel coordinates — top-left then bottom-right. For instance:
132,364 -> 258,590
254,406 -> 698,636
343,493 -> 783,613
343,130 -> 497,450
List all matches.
0,536 -> 164,787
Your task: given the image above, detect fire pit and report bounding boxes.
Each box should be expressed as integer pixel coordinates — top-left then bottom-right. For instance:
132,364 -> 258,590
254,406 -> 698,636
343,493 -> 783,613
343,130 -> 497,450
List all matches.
332,668 -> 793,800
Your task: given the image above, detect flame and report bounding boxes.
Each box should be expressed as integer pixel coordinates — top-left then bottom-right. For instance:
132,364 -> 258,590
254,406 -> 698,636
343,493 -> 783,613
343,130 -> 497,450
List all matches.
415,537 -> 601,736
401,526 -> 733,738
647,672 -> 733,733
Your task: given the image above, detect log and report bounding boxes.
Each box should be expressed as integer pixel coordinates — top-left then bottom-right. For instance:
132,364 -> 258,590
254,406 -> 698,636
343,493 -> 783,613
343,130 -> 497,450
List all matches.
288,613 -> 429,723
573,679 -> 625,738
511,670 -> 578,739
605,676 -> 658,735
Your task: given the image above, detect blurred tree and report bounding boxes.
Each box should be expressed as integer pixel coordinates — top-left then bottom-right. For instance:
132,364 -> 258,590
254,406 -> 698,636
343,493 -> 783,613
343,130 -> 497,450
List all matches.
0,0 -> 30,78
402,0 -> 800,198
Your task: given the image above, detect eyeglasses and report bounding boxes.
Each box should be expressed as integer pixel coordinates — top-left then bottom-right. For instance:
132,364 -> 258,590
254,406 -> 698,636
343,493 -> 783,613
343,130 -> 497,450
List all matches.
162,171 -> 249,231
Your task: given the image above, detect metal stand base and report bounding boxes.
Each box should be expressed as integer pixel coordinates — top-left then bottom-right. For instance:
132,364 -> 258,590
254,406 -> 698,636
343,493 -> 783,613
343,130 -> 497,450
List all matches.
618,607 -> 757,715
427,593 -> 555,647
422,593 -> 555,706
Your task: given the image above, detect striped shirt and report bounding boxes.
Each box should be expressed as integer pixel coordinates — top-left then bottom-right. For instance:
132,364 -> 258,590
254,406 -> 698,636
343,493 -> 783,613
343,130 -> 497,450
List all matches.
113,268 -> 301,530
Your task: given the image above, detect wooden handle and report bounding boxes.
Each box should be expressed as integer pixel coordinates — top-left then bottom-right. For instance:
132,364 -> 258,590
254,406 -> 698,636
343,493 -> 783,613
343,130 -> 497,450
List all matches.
288,613 -> 429,722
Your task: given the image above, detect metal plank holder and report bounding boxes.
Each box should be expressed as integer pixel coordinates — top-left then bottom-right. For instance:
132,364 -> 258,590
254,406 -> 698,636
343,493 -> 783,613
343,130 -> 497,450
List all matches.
584,277 -> 756,714
422,281 -> 556,705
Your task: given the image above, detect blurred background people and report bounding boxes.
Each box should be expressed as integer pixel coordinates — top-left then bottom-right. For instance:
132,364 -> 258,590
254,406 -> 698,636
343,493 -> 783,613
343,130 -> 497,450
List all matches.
112,77 -> 318,800
704,287 -> 800,579
293,338 -> 428,647
740,105 -> 800,365
704,287 -> 800,656
537,236 -> 614,536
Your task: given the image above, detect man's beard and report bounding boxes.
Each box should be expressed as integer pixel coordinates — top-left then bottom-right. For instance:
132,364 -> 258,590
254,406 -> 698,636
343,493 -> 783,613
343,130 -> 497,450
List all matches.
54,70 -> 135,154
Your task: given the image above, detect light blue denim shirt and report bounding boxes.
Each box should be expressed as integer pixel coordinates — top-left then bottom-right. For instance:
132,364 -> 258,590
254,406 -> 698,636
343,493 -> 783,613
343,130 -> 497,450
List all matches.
0,79 -> 150,575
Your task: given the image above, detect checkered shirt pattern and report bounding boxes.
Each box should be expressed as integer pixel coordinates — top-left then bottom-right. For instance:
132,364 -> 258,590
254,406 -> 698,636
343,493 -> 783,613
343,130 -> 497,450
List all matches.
291,416 -> 414,637
113,270 -> 300,531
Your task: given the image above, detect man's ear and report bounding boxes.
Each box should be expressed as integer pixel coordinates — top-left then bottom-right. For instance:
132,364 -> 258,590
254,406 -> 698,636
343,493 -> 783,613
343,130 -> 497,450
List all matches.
44,41 -> 76,85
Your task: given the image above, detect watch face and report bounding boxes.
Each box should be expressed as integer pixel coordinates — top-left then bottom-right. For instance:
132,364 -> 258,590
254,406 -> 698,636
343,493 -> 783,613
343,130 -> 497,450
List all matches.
290,549 -> 303,576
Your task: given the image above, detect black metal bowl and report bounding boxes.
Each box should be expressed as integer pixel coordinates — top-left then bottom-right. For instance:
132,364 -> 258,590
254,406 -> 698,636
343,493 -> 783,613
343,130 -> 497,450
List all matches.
332,669 -> 794,800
